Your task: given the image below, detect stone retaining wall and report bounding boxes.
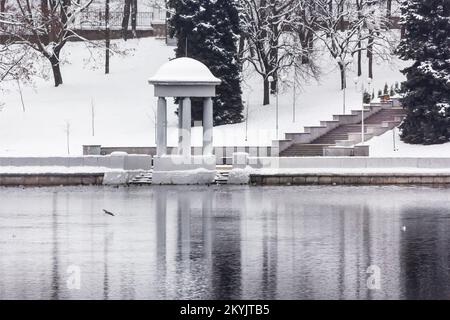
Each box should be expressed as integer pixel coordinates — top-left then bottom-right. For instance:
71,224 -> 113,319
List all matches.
0,174 -> 104,187
250,174 -> 450,186
247,157 -> 450,170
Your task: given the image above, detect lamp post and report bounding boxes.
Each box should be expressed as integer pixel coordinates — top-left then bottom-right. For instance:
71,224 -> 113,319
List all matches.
293,68 -> 297,123
360,77 -> 372,145
337,56 -> 353,114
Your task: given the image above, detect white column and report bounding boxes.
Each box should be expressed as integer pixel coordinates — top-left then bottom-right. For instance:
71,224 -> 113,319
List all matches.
156,97 -> 167,157
181,97 -> 192,157
178,100 -> 183,155
203,97 -> 213,156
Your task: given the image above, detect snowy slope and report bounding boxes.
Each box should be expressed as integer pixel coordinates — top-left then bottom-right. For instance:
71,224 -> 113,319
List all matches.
0,36 -> 408,156
368,129 -> 450,157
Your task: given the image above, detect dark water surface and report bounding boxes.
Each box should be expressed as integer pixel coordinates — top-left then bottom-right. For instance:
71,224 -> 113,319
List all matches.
0,185 -> 450,300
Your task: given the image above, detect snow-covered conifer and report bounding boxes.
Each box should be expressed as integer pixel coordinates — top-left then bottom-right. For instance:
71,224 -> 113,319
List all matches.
168,0 -> 244,125
397,0 -> 450,144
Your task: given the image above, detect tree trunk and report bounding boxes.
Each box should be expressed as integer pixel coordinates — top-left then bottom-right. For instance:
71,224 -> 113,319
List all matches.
263,78 -> 270,106
238,35 -> 245,66
105,0 -> 110,74
387,0 -> 392,18
270,72 -> 277,94
131,0 -> 137,38
339,63 -> 346,90
356,2 -> 362,77
50,55 -> 63,87
122,0 -> 131,40
368,32 -> 374,79
0,0 -> 6,12
299,29 -> 313,64
357,41 -> 362,77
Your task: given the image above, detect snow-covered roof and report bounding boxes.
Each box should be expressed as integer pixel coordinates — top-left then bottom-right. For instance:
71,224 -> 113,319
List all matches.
148,57 -> 221,85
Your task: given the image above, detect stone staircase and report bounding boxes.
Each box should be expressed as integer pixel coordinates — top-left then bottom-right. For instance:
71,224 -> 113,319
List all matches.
277,103 -> 406,157
128,170 -> 230,185
129,171 -> 153,185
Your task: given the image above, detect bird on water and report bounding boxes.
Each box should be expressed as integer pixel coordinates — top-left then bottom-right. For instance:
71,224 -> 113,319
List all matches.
103,209 -> 115,217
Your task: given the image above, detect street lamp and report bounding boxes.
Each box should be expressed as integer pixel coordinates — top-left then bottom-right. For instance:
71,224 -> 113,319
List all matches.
293,68 -> 298,123
336,56 -> 353,114
360,77 -> 372,145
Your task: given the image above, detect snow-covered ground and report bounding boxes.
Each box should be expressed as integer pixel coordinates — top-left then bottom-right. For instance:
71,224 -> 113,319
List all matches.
0,35 -> 416,156
368,129 -> 450,157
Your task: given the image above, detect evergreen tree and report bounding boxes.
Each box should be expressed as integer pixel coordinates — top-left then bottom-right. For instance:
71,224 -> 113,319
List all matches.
168,0 -> 244,125
397,0 -> 450,144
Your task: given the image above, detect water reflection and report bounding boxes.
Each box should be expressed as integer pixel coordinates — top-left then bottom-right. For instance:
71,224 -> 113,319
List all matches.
0,186 -> 449,299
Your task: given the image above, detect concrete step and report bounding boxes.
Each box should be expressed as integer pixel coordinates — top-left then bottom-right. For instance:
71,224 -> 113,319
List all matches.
129,170 -> 230,185
215,172 -> 229,185
129,171 -> 153,185
280,144 -> 330,157
277,107 -> 406,157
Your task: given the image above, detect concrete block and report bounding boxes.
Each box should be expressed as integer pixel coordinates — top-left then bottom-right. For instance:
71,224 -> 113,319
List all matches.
418,158 -> 450,169
264,177 -> 280,185
154,155 -> 216,171
421,176 -> 434,184
83,145 -> 102,156
0,158 -> 11,166
103,171 -> 129,185
366,158 -> 418,168
358,176 -> 371,185
324,147 -> 354,157
225,147 -> 235,160
318,176 -> 333,185
124,155 -> 152,170
396,177 -> 410,184
23,176 -> 39,186
247,147 -> 257,158
279,176 -> 293,185
46,176 -> 67,186
66,176 -> 81,185
41,157 -> 69,167
293,176 -> 307,185
9,158 -> 40,166
110,153 -> 127,169
68,157 -> 84,167
408,176 -> 423,184
81,176 -> 100,185
343,176 -> 357,184
232,152 -> 249,169
354,145 -> 370,157
97,156 -> 111,168
305,176 -> 319,184
2,176 -> 24,186
82,157 -> 99,167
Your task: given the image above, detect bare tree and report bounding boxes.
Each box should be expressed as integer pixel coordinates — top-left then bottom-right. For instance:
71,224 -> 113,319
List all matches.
0,0 -> 94,87
121,0 -> 137,40
239,0 -> 311,105
301,0 -> 391,89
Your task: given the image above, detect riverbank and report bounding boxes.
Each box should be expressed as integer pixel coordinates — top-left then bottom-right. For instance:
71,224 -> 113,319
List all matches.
1,156 -> 450,187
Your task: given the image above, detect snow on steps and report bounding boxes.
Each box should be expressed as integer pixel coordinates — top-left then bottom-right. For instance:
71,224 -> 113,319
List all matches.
274,102 -> 406,157
128,170 -> 230,185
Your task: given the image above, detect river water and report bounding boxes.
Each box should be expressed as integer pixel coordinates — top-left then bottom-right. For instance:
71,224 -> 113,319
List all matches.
0,185 -> 449,300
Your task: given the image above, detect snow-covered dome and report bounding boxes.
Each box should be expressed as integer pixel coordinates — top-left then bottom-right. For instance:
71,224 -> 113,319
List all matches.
148,57 -> 221,85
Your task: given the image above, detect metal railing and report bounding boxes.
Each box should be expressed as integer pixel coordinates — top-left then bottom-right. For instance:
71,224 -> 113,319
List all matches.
76,11 -> 155,30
